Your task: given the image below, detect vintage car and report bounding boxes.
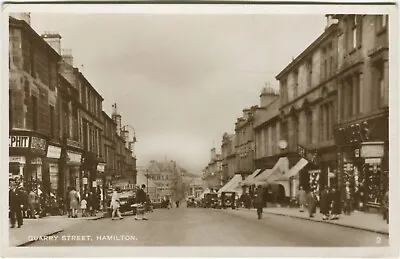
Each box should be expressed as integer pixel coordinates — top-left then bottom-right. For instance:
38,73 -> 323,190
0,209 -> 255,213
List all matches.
118,191 -> 137,214
203,193 -> 219,208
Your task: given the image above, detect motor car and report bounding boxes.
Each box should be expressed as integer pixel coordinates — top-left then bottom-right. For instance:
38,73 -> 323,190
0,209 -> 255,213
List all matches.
118,191 -> 137,215
203,193 -> 218,208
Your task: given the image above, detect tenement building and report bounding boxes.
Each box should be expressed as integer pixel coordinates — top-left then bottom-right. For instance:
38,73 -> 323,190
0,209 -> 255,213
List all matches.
221,133 -> 236,185
333,14 -> 389,211
275,16 -> 339,199
202,148 -> 223,190
9,16 -> 61,194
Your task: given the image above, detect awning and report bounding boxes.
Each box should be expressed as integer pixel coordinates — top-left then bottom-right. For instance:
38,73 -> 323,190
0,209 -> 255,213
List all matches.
255,157 -> 289,184
283,158 -> 308,179
242,169 -> 262,186
218,174 -> 243,194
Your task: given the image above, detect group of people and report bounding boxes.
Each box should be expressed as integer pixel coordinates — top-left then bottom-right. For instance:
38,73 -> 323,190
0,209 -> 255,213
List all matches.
66,186 -> 101,218
297,186 -> 342,220
109,184 -> 149,221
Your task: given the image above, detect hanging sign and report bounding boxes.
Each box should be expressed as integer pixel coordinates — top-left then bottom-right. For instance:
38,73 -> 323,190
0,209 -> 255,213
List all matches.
92,181 -> 97,187
83,177 -> 88,185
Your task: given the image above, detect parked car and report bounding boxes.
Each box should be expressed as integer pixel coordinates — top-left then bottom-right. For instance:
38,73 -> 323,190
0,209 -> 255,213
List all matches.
203,193 -> 219,208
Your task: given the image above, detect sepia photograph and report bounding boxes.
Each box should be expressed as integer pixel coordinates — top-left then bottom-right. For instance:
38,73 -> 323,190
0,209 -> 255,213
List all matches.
2,2 -> 399,258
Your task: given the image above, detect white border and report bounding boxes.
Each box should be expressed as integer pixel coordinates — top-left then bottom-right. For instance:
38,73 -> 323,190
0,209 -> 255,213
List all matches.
1,2 -> 399,259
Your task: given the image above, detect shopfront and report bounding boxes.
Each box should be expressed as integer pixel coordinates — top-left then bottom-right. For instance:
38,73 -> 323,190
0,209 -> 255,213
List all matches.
9,132 -> 48,191
45,144 -> 62,194
335,114 -> 389,211
66,150 -> 82,194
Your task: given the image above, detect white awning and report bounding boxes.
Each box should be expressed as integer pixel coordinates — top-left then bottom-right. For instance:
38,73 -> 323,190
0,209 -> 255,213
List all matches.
255,157 -> 289,184
283,158 -> 309,179
218,174 -> 242,194
242,169 -> 262,186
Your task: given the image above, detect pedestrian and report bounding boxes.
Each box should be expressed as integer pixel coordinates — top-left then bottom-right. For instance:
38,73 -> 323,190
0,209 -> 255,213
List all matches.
9,178 -> 24,228
81,197 -> 88,217
175,200 -> 180,208
87,191 -> 94,216
343,181 -> 352,215
254,185 -> 264,220
66,187 -> 71,217
69,187 -> 80,218
135,184 -> 148,220
297,186 -> 307,212
382,189 -> 389,224
27,188 -> 37,219
319,186 -> 331,220
110,187 -> 123,220
330,187 -> 341,220
306,191 -> 317,218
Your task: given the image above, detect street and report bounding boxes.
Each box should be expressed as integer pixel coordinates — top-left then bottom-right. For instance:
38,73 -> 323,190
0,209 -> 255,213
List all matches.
27,207 -> 388,247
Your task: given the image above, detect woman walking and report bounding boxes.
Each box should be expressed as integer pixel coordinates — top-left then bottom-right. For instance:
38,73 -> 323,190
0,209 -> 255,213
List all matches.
319,186 -> 331,220
330,187 -> 341,220
69,187 -> 79,218
110,187 -> 123,220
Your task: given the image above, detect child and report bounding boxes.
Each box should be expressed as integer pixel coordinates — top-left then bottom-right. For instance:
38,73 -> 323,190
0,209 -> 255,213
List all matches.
80,198 -> 87,217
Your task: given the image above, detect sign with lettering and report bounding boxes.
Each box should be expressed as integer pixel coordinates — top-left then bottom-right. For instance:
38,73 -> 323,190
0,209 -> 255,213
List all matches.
360,142 -> 384,158
9,136 -> 30,148
47,145 -> 62,159
9,156 -> 26,164
31,136 -> 47,151
297,145 -> 318,165
83,177 -> 88,185
67,151 -> 82,164
97,163 -> 106,172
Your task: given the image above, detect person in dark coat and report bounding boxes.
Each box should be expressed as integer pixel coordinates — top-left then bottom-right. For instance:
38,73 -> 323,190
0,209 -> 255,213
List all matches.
307,191 -> 317,218
254,185 -> 264,220
330,187 -> 341,220
9,179 -> 24,228
319,186 -> 331,220
135,184 -> 148,220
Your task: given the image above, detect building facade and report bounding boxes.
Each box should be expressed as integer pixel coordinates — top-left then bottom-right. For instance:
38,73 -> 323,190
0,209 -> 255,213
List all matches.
9,16 -> 61,195
275,18 -> 339,198
235,106 -> 257,178
202,148 -> 223,190
333,14 -> 389,211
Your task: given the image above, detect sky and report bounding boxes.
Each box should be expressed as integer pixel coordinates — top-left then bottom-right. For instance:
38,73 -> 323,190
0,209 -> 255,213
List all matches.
30,13 -> 326,174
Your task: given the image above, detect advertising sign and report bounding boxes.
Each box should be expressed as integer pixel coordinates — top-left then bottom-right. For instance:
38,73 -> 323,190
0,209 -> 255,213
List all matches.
47,145 -> 62,159
9,156 -> 26,164
9,136 -> 30,148
83,177 -> 88,185
31,136 -> 47,152
360,142 -> 384,158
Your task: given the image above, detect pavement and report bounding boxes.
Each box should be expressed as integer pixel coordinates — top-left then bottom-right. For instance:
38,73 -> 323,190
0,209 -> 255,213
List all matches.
25,207 -> 388,247
8,213 -> 104,247
235,205 -> 389,235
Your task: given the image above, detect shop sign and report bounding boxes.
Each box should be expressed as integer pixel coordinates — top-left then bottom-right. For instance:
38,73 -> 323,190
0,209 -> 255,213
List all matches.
360,142 -> 384,158
365,158 -> 381,164
9,135 -> 30,148
83,177 -> 88,185
9,156 -> 26,164
67,151 -> 82,164
297,145 -> 318,165
92,181 -> 97,187
97,163 -> 106,172
309,169 -> 321,174
31,158 -> 42,165
47,145 -> 62,159
31,136 -> 47,152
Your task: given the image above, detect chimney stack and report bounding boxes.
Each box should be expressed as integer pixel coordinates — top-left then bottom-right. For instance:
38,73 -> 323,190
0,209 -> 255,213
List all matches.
10,13 -> 31,25
61,48 -> 74,66
325,14 -> 338,29
112,103 -> 122,136
260,86 -> 279,108
41,31 -> 62,55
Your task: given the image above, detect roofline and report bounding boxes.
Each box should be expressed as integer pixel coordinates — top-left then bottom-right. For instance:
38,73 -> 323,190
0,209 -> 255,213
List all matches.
275,24 -> 338,80
9,16 -> 61,61
78,72 -> 105,101
102,111 -> 117,125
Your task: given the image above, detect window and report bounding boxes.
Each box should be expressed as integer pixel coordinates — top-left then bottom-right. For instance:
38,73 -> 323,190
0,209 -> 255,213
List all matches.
293,70 -> 299,98
49,105 -> 54,138
354,74 -> 361,115
352,16 -> 357,49
72,106 -> 78,141
292,116 -> 299,148
31,95 -> 37,130
306,110 -> 313,144
376,62 -> 385,108
83,121 -> 88,150
329,56 -> 334,76
307,59 -> 312,87
376,15 -> 388,34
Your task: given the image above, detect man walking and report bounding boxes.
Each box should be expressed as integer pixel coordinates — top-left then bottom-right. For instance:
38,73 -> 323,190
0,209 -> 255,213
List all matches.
254,185 -> 264,220
28,188 -> 38,219
343,182 -> 352,215
135,184 -> 148,220
9,178 -> 24,228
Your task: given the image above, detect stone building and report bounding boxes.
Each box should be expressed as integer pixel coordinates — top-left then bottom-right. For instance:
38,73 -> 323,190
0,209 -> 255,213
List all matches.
221,133 -> 237,184
9,16 -> 61,195
275,16 -> 339,198
101,111 -> 117,189
235,106 -> 258,178
333,14 -> 389,211
202,147 -> 223,190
